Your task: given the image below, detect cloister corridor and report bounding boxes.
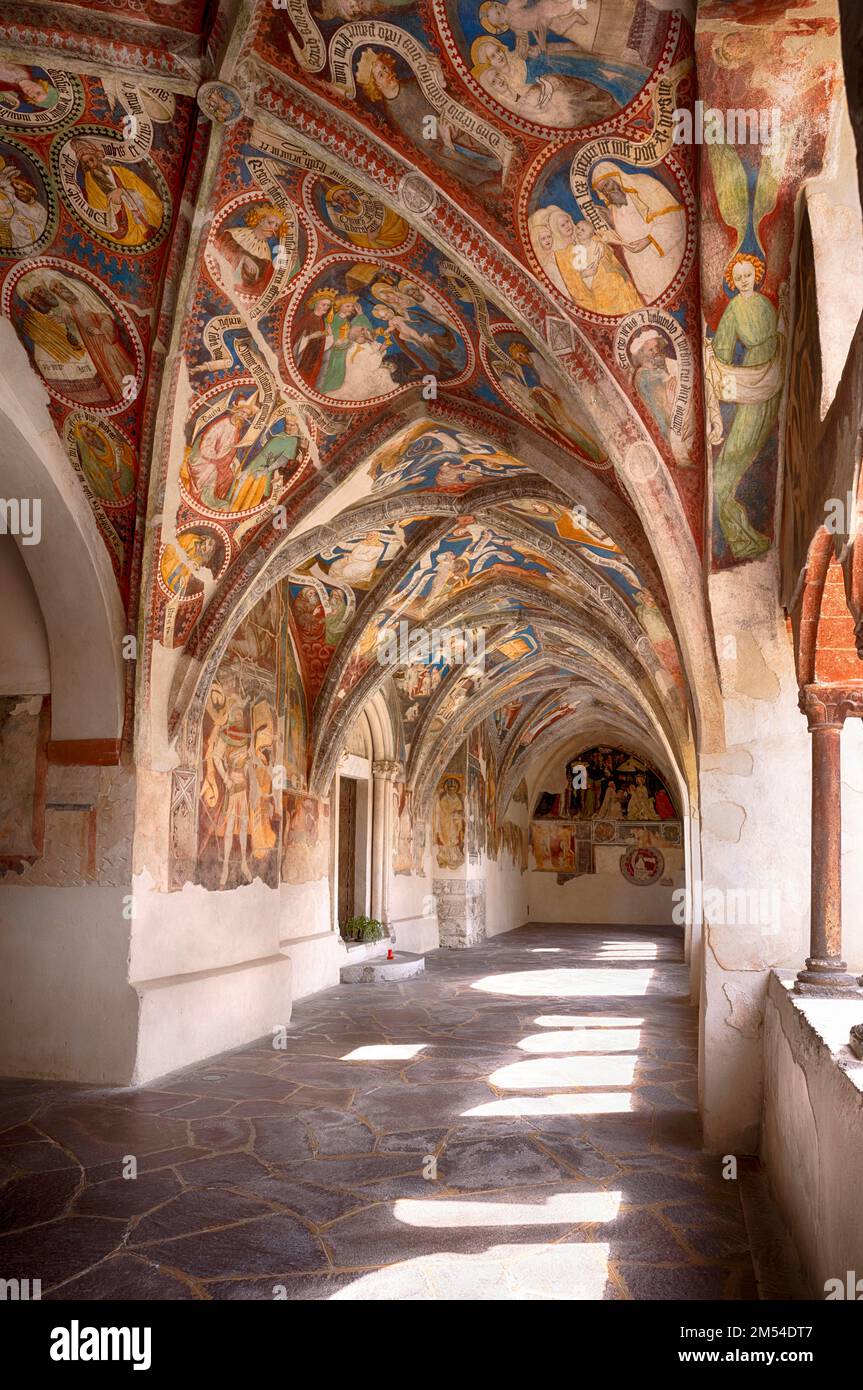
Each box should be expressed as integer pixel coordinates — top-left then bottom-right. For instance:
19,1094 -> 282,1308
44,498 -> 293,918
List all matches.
0,923 -> 771,1302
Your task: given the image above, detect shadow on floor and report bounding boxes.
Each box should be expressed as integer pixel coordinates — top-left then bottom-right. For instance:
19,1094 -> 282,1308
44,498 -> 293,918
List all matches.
0,923 -> 759,1300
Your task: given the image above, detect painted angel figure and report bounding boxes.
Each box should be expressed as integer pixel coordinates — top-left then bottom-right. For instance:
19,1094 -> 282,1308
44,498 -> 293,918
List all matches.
704,255 -> 787,561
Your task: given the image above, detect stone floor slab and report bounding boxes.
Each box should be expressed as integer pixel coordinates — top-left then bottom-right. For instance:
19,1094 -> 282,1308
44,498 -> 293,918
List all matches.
0,923 -> 761,1301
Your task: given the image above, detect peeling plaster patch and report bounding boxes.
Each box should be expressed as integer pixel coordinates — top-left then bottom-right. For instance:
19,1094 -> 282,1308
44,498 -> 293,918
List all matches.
730,632 -> 782,702
708,926 -> 775,973
701,745 -> 754,777
723,981 -> 763,1039
702,801 -> 746,842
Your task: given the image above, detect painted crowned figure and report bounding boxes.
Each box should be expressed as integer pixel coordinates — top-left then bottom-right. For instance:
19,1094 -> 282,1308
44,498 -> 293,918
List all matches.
184,394 -> 258,507
704,254 -> 785,560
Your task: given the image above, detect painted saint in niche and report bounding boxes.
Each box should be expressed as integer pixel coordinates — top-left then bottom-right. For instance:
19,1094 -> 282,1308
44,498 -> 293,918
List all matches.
589,162 -> 686,304
354,48 -> 502,189
282,794 -> 329,885
528,206 -> 642,315
213,201 -> 297,299
705,253 -> 785,561
69,418 -> 135,503
0,146 -> 48,252
199,680 -> 279,890
393,785 -> 413,874
469,35 -> 616,127
12,270 -> 138,409
183,389 -> 301,513
434,775 -> 466,870
69,137 -> 165,249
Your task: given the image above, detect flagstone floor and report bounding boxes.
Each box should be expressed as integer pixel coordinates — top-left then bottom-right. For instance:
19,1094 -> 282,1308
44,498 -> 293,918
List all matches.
0,923 -> 761,1300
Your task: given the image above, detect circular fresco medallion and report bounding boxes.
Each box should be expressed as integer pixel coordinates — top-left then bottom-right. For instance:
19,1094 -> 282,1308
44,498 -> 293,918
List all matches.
197,81 -> 244,126
522,149 -> 695,324
0,64 -> 83,132
205,191 -> 310,314
284,256 -> 472,409
64,414 -> 137,509
398,171 -> 437,216
434,0 -> 679,139
0,138 -> 56,258
619,845 -> 664,886
158,521 -> 230,604
305,173 -> 413,257
52,125 -> 170,255
2,257 -> 145,415
180,376 -> 312,520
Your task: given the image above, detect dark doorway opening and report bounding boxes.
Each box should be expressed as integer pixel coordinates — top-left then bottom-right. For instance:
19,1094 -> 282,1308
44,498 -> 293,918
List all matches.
338,775 -> 358,927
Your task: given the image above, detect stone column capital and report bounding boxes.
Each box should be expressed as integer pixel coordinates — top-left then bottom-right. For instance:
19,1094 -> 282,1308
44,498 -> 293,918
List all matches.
372,759 -> 402,781
799,683 -> 863,731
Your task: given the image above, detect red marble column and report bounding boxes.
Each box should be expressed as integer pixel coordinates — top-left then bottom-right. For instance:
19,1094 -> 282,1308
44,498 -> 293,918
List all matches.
795,685 -> 863,995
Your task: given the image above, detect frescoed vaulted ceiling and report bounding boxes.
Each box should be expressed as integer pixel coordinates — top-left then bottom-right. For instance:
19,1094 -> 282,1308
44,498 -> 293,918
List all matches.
0,0 -> 849,815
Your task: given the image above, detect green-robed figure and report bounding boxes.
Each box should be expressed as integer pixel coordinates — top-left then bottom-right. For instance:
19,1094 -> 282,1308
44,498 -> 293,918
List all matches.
705,254 -> 785,561
316,293 -> 373,395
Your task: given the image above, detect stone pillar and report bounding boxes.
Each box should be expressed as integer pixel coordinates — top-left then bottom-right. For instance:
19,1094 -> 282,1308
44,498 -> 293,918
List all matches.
795,685 -> 863,996
433,876 -> 487,948
371,760 -> 400,927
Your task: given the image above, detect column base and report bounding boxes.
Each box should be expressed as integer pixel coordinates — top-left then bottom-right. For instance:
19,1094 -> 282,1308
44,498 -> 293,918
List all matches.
794,957 -> 863,997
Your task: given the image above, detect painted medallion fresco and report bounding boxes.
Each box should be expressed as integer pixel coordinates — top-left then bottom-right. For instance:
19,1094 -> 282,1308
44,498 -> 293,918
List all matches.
0,69 -> 196,601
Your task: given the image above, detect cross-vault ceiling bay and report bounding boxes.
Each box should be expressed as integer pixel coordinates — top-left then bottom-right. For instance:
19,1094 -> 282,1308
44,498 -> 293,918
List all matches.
251,0 -> 705,540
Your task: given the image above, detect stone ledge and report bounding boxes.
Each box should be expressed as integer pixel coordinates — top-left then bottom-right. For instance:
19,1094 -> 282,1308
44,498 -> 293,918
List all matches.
762,971 -> 863,1292
770,970 -> 863,1096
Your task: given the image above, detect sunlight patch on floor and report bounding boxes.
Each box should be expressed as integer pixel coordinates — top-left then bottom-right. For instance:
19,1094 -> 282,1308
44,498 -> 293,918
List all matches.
341,1044 -> 428,1060
532,1014 -> 645,1029
462,1092 -> 634,1118
471,968 -> 654,997
488,1054 -> 638,1089
517,1029 -> 641,1054
328,1242 -> 613,1300
595,941 -> 661,961
391,1191 -> 622,1228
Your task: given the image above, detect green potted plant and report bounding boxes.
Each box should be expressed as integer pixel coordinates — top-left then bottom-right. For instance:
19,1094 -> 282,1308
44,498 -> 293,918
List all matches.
340,915 -> 385,944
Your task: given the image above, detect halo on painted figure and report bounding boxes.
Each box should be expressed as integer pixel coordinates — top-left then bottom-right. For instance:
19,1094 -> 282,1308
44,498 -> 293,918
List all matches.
2,257 -> 144,414
284,259 -> 471,406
